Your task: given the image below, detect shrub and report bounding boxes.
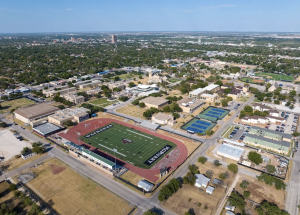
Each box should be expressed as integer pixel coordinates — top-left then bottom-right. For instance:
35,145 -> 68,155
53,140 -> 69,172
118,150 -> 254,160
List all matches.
243,191 -> 250,198
213,160 -> 222,166
239,180 -> 249,189
197,203 -> 202,207
198,156 -> 207,164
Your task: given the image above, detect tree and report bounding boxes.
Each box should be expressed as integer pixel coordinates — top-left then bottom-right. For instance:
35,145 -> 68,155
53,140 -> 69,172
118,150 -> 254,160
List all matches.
221,100 -> 228,107
119,96 -> 128,102
138,102 -> 145,108
240,180 -> 249,189
244,105 -> 253,113
266,165 -> 276,174
143,210 -> 159,215
213,160 -> 221,166
227,163 -> 238,174
163,105 -> 171,112
188,164 -> 199,174
128,82 -> 135,88
198,156 -> 207,164
173,113 -> 179,119
21,147 -> 30,154
206,130 -> 214,136
224,88 -> 232,94
57,104 -> 65,109
214,80 -> 223,86
274,100 -> 280,104
113,87 -> 121,92
219,172 -> 229,180
183,172 -> 197,185
248,151 -> 263,165
9,184 -> 17,191
243,191 -> 250,198
64,120 -> 74,126
0,122 -> 7,128
114,76 -> 120,81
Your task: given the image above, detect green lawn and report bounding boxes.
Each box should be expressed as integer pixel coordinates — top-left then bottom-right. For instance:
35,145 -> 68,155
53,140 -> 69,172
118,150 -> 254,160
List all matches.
117,73 -> 139,80
168,78 -> 180,83
90,98 -> 116,107
255,72 -> 294,81
80,122 -> 177,169
0,98 -> 35,113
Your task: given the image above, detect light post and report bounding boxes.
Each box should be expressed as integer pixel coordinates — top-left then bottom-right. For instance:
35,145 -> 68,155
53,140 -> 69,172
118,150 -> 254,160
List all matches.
76,132 -> 81,145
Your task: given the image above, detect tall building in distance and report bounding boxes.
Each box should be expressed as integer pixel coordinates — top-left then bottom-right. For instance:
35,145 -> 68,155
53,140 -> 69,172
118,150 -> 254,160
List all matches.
112,35 -> 117,43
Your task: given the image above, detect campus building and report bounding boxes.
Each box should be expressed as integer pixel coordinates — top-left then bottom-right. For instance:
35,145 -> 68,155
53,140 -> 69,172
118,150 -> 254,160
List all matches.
243,126 -> 292,154
151,112 -> 176,126
148,71 -> 168,83
140,96 -> 169,109
43,87 -> 77,97
48,107 -> 90,126
189,84 -> 220,99
62,94 -> 85,104
244,133 -> 290,155
177,97 -> 205,113
200,94 -> 218,102
14,103 -> 60,126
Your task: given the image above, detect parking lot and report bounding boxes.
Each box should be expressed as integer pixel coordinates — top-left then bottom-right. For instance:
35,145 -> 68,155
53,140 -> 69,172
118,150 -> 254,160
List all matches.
228,125 -> 251,141
0,129 -> 32,161
227,101 -> 241,111
265,112 -> 298,134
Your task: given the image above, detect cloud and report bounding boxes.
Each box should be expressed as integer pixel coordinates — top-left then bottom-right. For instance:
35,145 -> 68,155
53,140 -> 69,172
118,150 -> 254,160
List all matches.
199,5 -> 237,10
66,8 -> 73,11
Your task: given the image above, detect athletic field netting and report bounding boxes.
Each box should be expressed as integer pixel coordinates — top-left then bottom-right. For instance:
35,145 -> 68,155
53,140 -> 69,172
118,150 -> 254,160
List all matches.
80,122 -> 177,169
181,118 -> 216,134
197,106 -> 229,121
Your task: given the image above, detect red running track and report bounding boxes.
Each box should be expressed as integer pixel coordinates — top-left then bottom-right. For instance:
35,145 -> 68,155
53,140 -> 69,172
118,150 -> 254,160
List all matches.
59,118 -> 188,182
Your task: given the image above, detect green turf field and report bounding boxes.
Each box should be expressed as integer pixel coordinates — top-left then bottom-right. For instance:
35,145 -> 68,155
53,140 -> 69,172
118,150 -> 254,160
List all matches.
80,122 -> 177,169
255,72 -> 294,81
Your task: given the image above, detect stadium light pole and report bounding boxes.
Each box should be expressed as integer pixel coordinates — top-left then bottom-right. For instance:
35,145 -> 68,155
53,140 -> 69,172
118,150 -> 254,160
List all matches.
76,132 -> 81,145
113,148 -> 117,171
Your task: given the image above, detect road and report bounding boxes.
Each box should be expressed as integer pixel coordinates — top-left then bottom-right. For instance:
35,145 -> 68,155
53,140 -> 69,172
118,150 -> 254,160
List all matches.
285,137 -> 300,215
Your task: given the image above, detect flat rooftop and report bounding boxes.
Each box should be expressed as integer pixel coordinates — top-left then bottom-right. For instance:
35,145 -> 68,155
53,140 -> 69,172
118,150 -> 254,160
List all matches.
217,143 -> 244,159
14,103 -> 60,120
245,133 -> 291,148
33,122 -> 63,136
140,96 -> 168,106
49,108 -> 89,121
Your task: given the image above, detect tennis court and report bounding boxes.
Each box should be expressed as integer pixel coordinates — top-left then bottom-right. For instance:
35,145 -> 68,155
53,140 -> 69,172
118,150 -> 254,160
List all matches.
80,122 -> 177,169
181,118 -> 216,134
197,106 -> 229,121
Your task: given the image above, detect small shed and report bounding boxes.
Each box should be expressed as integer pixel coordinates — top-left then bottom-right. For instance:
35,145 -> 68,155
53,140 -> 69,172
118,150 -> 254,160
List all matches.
226,210 -> 235,215
21,150 -> 37,160
160,167 -> 168,178
206,186 -> 215,194
225,202 -> 236,211
138,180 -> 154,192
212,178 -> 223,186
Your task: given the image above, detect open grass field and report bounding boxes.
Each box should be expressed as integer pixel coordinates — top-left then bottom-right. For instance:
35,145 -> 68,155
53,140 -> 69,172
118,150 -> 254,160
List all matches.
0,98 -> 35,113
28,158 -> 134,215
80,122 -> 177,169
255,72 -> 294,81
89,98 -> 116,107
117,104 -> 147,120
4,154 -> 47,171
168,78 -> 180,83
0,181 -> 14,202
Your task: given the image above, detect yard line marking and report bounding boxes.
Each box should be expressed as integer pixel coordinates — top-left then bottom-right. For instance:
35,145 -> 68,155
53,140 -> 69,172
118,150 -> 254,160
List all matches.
97,143 -> 126,157
126,129 -> 153,139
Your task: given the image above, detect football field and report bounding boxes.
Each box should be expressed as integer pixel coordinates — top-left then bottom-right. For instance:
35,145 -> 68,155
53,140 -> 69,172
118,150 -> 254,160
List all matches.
80,122 -> 177,169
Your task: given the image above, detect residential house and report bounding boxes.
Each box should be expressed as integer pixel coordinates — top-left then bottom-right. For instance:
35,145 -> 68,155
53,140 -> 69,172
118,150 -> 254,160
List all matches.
194,174 -> 211,188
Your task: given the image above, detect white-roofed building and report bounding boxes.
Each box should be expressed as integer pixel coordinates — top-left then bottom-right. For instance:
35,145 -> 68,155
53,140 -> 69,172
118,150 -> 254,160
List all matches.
195,174 -> 211,188
217,143 -> 244,161
189,84 -> 220,99
138,180 -> 154,191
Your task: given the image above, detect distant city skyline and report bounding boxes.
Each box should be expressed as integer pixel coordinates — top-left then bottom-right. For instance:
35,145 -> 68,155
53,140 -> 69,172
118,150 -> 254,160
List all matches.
0,0 -> 300,33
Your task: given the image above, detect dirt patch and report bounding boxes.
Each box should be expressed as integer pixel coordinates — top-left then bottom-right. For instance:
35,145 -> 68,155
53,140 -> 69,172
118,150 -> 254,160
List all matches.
234,175 -> 286,209
49,164 -> 66,175
253,79 -> 264,83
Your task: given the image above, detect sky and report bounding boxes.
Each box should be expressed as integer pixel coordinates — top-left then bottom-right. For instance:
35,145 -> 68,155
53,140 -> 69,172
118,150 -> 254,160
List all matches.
0,0 -> 300,33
